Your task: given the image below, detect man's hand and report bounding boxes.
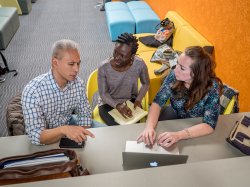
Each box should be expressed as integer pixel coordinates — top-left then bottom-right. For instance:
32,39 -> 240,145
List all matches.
157,131 -> 181,148
116,103 -> 133,118
134,100 -> 142,109
137,127 -> 156,146
62,126 -> 95,143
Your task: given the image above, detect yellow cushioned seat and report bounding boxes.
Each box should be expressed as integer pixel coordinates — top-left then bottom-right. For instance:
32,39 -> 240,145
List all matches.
138,51 -> 163,103
86,69 -> 105,124
135,33 -> 155,54
165,11 -> 190,32
173,25 -> 212,52
0,0 -> 22,15
223,96 -> 236,115
92,105 -> 104,123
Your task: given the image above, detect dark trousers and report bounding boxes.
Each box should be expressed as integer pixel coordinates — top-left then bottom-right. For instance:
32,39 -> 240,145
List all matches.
158,105 -> 179,121
99,99 -> 136,126
99,103 -> 178,126
99,104 -> 119,126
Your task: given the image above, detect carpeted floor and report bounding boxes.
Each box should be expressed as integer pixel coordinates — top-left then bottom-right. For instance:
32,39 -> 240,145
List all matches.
0,0 -> 114,136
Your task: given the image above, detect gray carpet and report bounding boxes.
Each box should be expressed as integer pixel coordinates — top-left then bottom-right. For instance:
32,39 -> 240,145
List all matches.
0,0 -> 114,136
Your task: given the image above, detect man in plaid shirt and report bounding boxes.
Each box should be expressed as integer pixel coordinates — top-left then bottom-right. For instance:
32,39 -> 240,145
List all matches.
22,39 -> 105,145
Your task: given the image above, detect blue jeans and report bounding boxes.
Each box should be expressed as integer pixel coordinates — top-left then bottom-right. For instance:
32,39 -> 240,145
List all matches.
69,115 -> 107,128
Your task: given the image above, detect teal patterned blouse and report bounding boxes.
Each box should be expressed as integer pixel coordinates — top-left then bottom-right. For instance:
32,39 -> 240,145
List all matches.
154,71 -> 221,129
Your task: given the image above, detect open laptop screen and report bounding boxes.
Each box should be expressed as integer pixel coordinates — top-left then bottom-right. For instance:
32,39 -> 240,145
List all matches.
122,152 -> 188,171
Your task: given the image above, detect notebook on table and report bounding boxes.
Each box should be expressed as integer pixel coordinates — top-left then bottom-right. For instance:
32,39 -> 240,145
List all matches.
108,100 -> 148,125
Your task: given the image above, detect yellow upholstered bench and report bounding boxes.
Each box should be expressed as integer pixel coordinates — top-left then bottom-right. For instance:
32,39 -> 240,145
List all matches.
0,0 -> 22,15
135,11 -> 213,103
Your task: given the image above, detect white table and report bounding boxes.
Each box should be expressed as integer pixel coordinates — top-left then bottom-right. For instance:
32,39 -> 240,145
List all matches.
0,112 -> 248,186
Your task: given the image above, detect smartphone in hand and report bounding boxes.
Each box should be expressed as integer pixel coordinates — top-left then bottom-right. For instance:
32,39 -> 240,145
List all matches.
59,137 -> 85,148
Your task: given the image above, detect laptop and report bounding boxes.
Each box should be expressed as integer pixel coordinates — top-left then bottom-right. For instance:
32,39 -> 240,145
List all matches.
122,152 -> 188,171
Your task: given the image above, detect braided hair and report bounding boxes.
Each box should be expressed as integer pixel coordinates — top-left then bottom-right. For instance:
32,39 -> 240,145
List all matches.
116,33 -> 138,55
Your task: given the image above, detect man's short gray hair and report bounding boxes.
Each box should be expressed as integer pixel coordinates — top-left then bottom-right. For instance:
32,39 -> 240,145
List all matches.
52,39 -> 80,59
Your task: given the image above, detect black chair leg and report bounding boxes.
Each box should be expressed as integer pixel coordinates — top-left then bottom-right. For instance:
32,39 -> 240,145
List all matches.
0,51 -> 18,77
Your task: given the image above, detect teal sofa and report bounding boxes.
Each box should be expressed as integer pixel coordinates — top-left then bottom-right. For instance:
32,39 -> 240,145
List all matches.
0,7 -> 20,49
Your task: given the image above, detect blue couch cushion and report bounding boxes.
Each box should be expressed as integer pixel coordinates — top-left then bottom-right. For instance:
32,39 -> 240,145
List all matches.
127,1 -> 151,10
105,2 -> 128,11
106,10 -> 135,41
130,9 -> 160,33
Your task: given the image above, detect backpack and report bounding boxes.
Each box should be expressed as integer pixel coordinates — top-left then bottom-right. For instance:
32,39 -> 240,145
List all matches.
0,51 -> 18,80
139,18 -> 175,48
154,18 -> 175,43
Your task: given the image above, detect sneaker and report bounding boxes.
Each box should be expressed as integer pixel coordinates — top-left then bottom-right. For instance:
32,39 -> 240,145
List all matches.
100,5 -> 105,11
0,77 -> 5,83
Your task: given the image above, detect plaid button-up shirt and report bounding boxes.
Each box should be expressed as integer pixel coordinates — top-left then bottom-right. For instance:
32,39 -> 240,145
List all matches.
22,70 -> 92,145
